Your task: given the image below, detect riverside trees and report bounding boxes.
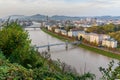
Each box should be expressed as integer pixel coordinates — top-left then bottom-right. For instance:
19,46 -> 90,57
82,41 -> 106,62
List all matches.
87,23 -> 120,34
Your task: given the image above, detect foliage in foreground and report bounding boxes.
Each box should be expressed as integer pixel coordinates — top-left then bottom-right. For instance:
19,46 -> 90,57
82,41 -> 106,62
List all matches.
99,60 -> 120,80
0,47 -> 95,80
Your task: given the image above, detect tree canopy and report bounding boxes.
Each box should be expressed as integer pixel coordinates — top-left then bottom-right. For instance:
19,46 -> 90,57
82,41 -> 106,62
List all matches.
87,24 -> 120,34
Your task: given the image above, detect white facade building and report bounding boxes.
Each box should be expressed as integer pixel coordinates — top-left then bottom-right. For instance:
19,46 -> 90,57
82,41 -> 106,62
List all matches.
68,29 -> 84,37
61,30 -> 67,36
89,33 -> 110,44
47,26 -> 52,31
89,33 -> 102,44
102,38 -> 117,48
78,31 -> 117,48
55,29 -> 61,33
78,32 -> 90,41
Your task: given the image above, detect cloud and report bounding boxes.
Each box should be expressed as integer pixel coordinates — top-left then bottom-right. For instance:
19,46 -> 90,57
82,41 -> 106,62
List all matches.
0,0 -> 120,17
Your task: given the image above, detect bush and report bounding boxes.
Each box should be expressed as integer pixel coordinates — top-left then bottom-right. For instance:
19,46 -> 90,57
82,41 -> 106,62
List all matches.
0,22 -> 43,69
0,60 -> 33,80
99,60 -> 120,80
9,46 -> 43,69
0,22 -> 30,57
0,50 -> 6,60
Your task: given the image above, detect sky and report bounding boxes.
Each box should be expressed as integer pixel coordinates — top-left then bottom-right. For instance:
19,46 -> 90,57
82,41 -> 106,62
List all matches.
0,0 -> 120,18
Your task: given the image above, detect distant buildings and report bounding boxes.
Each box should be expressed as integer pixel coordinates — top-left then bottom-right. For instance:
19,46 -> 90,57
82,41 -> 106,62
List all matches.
61,30 -> 67,36
78,32 -> 90,41
42,18 -> 118,48
55,28 -> 61,33
68,29 -> 84,37
102,38 -> 117,48
78,32 -> 117,48
48,26 -> 52,31
89,33 -> 110,44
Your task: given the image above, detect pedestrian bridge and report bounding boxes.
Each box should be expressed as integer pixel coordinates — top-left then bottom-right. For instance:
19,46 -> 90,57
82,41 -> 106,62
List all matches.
35,41 -> 81,51
24,26 -> 41,28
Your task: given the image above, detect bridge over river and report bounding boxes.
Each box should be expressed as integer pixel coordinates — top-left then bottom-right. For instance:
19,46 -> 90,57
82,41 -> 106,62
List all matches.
35,41 -> 81,51
26,22 -> 118,80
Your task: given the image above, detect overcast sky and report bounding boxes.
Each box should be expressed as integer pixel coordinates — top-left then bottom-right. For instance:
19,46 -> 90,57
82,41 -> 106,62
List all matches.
0,0 -> 120,18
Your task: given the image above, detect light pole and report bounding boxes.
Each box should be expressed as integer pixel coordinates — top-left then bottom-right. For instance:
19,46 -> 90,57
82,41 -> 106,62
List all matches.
47,34 -> 50,52
65,40 -> 68,50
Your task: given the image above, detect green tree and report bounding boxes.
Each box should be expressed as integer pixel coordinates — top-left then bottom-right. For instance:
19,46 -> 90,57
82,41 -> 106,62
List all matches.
99,60 -> 120,80
0,50 -> 6,60
109,31 -> 120,43
0,22 -> 30,57
0,21 -> 43,68
103,23 -> 115,33
79,36 -> 83,41
87,26 -> 105,34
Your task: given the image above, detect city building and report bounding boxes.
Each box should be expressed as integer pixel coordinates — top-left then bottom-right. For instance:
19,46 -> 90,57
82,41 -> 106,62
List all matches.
61,30 -> 67,36
68,29 -> 84,37
89,33 -> 110,45
55,28 -> 61,33
78,31 -> 90,41
78,32 -> 112,46
47,26 -> 52,31
102,38 -> 117,48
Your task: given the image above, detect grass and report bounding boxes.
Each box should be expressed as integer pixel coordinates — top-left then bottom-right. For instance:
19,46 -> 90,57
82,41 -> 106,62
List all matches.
79,44 -> 120,60
42,28 -> 120,60
42,28 -> 73,42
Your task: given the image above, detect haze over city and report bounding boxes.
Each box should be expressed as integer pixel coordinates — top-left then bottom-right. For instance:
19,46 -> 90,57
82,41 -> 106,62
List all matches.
0,0 -> 120,18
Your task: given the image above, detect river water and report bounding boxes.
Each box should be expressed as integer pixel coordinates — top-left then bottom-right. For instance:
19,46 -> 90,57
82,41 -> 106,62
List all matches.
26,22 -> 118,79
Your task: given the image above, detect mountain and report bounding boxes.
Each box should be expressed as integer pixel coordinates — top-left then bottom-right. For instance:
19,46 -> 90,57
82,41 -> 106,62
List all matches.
2,14 -> 120,21
29,14 -> 47,21
1,14 -> 82,21
10,15 -> 26,19
2,15 -> 29,21
50,15 -> 81,20
94,16 -> 120,20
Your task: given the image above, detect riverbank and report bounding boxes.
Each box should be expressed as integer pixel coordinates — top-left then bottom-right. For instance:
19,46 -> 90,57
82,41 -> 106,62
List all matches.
79,44 -> 120,60
41,28 -> 74,42
41,28 -> 120,60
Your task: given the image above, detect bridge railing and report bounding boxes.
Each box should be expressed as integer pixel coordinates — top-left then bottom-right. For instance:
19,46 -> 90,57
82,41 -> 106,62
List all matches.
36,41 -> 81,48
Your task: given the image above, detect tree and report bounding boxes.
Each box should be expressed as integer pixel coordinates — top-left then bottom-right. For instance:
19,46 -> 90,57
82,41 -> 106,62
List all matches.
109,31 -> 120,43
87,26 -> 105,34
103,23 -> 115,33
0,21 -> 30,57
0,21 -> 43,68
79,36 -> 83,41
99,60 -> 120,80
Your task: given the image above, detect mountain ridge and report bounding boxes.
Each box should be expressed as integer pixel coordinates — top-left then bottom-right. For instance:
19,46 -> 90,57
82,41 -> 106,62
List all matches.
1,14 -> 120,21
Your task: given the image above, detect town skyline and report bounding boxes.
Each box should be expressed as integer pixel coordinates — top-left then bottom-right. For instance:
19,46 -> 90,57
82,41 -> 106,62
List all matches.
0,0 -> 120,18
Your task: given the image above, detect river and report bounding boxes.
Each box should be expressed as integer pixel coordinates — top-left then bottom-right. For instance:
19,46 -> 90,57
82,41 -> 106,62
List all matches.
26,22 -> 118,80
